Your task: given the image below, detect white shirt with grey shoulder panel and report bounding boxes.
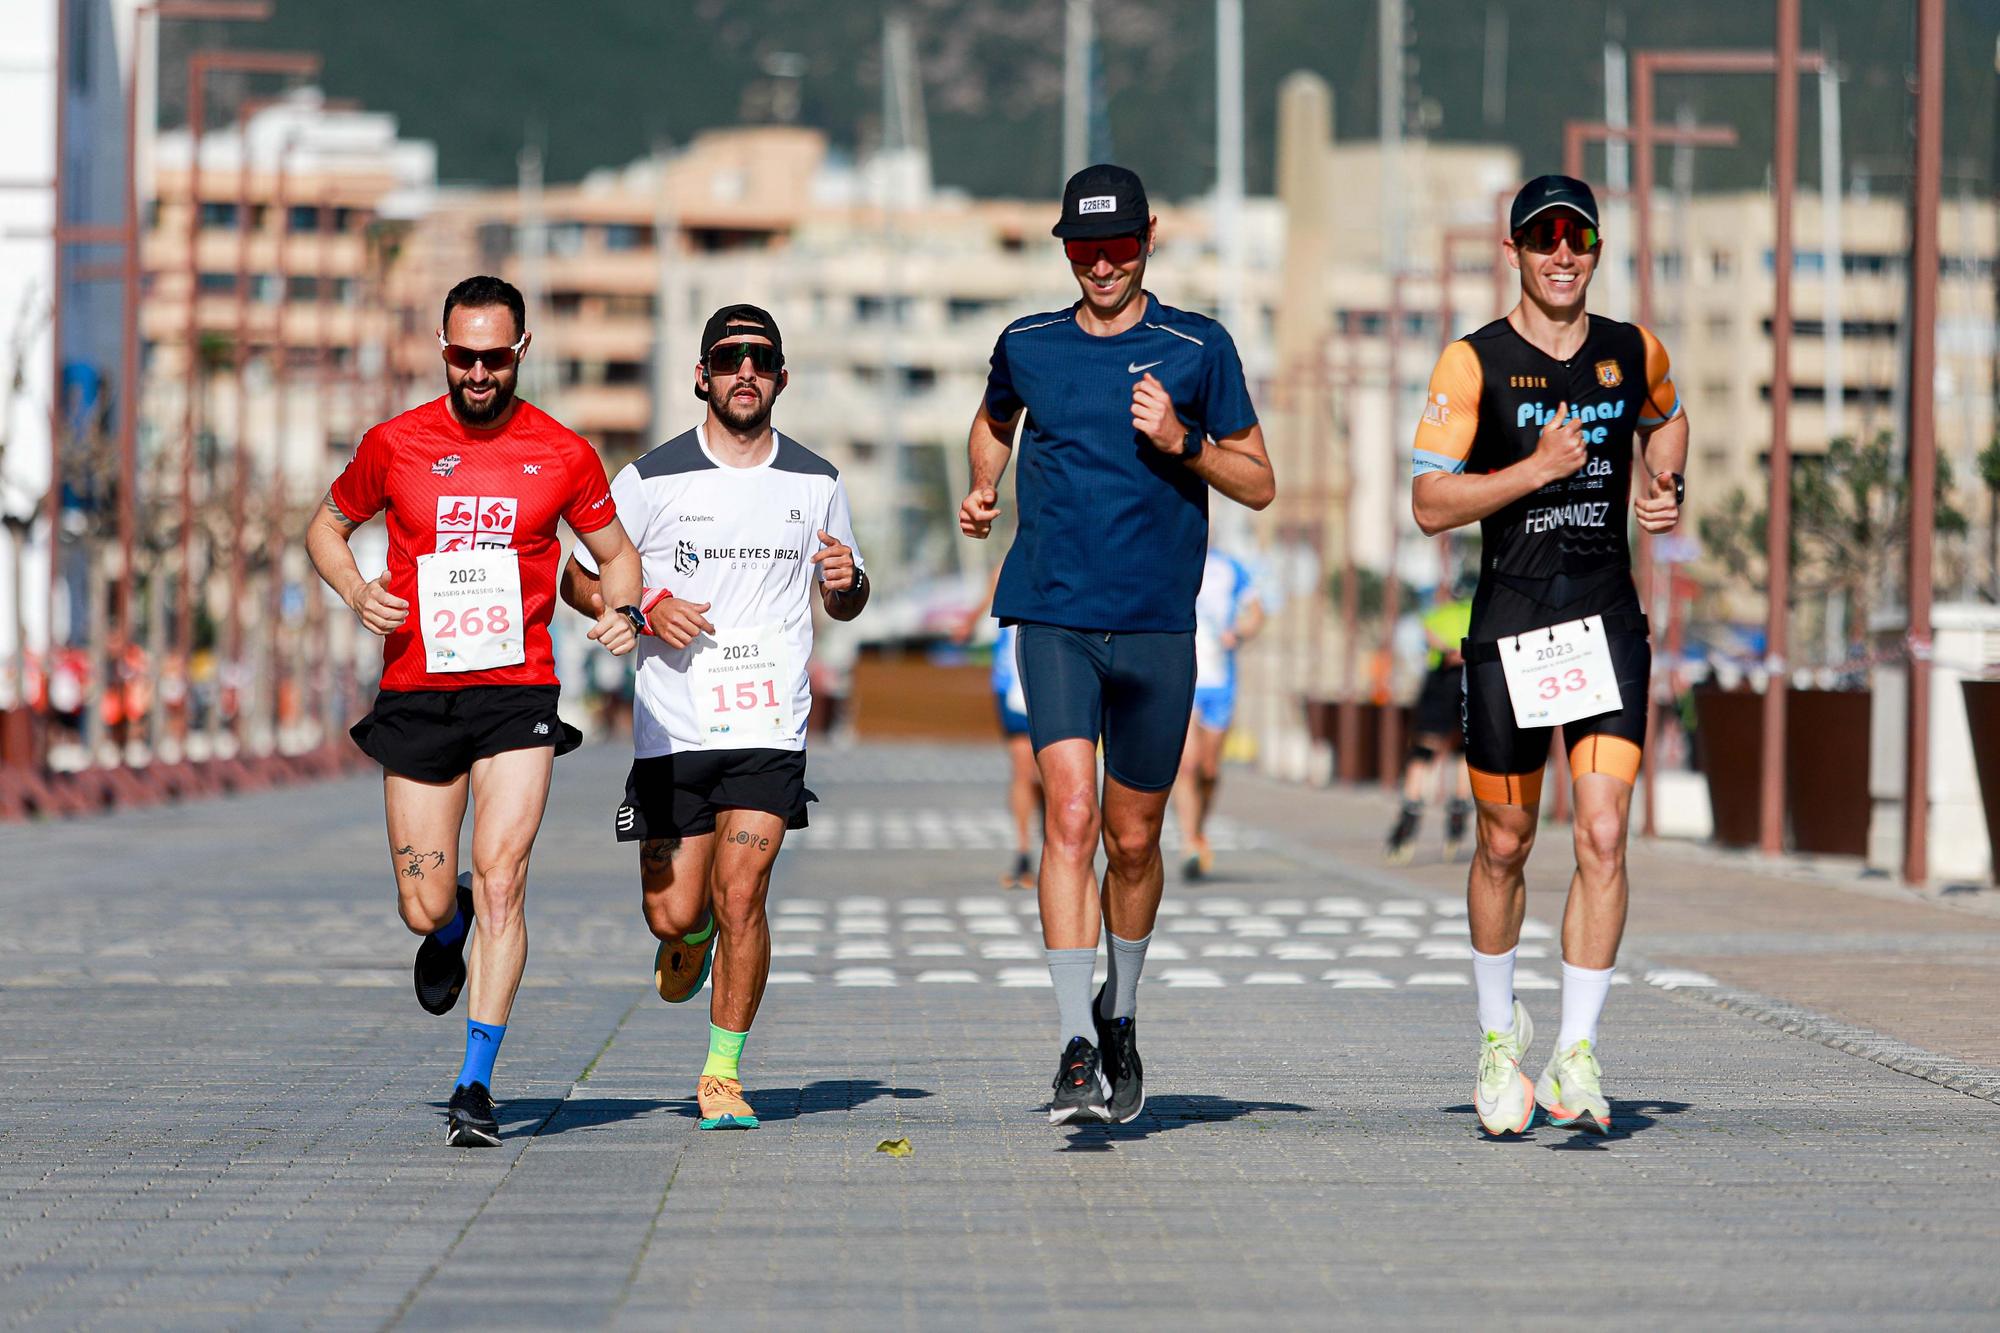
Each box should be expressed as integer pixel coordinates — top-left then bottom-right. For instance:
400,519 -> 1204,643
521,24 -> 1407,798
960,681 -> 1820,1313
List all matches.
573,424 -> 863,758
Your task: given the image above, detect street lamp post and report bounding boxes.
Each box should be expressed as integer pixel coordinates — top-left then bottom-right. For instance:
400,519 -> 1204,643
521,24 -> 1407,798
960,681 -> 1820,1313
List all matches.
1904,0 -> 1945,885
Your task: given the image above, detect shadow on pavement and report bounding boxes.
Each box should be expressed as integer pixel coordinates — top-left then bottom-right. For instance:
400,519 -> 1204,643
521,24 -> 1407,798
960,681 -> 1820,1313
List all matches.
452,1097 -> 681,1138
1058,1094 -> 1310,1151
1437,1099 -> 1695,1145
733,1078 -> 934,1124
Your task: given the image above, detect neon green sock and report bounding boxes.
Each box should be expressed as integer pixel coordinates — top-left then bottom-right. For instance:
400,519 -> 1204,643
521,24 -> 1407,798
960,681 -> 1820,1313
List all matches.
702,1024 -> 747,1080
683,912 -> 715,946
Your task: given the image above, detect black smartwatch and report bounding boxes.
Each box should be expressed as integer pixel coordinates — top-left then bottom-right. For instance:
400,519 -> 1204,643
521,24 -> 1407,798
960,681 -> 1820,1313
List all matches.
1179,426 -> 1204,461
615,604 -> 647,636
1666,472 -> 1685,506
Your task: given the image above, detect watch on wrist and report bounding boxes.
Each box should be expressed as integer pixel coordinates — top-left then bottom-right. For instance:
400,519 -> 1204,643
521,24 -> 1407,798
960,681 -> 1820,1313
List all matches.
1179,426 -> 1204,461
1667,472 -> 1685,506
615,604 -> 647,636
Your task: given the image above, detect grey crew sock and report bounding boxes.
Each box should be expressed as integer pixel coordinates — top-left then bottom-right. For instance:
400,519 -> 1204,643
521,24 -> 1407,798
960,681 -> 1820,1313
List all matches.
1098,931 -> 1152,1020
1047,947 -> 1100,1047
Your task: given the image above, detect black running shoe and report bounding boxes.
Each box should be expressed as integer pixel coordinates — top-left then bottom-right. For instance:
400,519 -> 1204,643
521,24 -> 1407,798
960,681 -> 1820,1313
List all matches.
1047,1036 -> 1111,1125
414,874 -> 475,1015
445,1081 -> 501,1147
1092,989 -> 1145,1124
1003,850 -> 1033,890
1385,804 -> 1422,866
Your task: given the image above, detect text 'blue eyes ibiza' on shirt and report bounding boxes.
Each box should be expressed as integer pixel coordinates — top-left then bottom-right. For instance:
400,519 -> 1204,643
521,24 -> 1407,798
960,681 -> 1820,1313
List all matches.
984,296 -> 1258,634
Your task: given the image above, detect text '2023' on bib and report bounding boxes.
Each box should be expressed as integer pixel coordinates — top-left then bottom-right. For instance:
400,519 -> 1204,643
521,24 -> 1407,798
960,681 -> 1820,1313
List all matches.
1497,614 -> 1623,730
416,549 -> 526,674
689,623 -> 794,748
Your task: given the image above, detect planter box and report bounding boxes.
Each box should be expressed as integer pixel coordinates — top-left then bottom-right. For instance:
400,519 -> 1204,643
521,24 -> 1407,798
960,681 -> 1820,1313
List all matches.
1693,686 -> 1870,854
1963,680 -> 2000,884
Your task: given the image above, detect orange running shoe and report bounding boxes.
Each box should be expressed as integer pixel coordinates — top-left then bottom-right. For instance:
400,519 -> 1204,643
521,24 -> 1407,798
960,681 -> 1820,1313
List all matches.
696,1074 -> 759,1130
654,915 -> 715,1004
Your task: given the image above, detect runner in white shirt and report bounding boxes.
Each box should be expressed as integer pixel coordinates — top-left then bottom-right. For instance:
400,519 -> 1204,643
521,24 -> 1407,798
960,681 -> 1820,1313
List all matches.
561,304 -> 867,1131
1174,543 -> 1263,880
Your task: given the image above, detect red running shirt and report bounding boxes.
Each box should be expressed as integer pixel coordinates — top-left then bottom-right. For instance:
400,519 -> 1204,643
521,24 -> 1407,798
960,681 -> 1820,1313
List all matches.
329,396 -> 617,690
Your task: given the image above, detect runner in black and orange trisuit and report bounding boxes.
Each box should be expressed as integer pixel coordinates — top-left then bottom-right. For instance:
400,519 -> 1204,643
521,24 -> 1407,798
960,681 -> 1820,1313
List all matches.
1409,176 -> 1689,1138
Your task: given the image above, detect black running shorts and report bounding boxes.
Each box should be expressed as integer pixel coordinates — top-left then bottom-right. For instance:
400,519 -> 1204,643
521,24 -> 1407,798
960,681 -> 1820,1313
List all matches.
349,685 -> 581,783
616,748 -> 814,842
1014,623 -> 1196,792
1412,663 -> 1463,740
1460,620 -> 1651,806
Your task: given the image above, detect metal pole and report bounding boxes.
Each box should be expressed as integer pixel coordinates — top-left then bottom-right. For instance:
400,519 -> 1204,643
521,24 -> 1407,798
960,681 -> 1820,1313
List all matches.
225,105 -> 255,741
176,59 -> 206,716
1903,0 -> 1944,885
1216,0 -> 1245,339
1758,1 -> 1800,857
1379,273 -> 1404,789
50,0 -> 71,705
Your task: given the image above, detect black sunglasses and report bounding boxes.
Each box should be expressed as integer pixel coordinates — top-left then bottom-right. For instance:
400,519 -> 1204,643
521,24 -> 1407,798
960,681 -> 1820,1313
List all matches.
704,342 -> 783,376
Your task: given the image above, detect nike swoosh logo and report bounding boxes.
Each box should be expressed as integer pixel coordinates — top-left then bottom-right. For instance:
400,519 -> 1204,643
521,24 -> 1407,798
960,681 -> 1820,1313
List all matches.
1128,360 -> 1163,374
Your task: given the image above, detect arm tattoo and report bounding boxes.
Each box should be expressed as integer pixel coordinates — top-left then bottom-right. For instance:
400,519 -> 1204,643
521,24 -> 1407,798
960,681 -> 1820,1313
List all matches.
322,491 -> 361,532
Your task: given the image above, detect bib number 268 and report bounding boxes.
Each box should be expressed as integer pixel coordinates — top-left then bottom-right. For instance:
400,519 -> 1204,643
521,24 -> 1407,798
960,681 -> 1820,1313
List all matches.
431,604 -> 514,639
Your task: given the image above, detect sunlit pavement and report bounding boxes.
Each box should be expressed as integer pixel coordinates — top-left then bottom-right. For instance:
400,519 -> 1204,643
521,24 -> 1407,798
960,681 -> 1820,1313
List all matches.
3,742 -> 1997,1327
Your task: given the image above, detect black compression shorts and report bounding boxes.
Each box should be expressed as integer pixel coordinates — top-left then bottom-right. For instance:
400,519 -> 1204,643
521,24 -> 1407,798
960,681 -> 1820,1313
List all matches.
1460,617 -> 1650,806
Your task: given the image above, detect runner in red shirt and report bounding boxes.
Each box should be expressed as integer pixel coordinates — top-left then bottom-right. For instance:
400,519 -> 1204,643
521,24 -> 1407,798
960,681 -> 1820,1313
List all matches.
306,276 -> 645,1147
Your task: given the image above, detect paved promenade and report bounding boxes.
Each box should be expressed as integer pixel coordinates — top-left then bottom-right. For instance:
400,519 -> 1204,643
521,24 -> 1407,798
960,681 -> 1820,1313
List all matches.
3,742 -> 1997,1329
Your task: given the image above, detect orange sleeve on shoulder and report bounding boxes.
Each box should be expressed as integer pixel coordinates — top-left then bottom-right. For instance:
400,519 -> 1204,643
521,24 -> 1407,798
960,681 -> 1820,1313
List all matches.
1412,341 -> 1482,476
1637,325 -> 1681,426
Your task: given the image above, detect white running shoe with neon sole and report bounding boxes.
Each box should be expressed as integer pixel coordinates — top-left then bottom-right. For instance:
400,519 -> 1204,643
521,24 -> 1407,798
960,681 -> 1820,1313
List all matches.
1473,999 -> 1535,1136
1536,1038 -> 1613,1134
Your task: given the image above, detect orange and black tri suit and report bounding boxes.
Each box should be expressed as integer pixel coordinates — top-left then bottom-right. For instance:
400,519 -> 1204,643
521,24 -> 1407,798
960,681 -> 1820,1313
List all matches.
1410,315 -> 1681,806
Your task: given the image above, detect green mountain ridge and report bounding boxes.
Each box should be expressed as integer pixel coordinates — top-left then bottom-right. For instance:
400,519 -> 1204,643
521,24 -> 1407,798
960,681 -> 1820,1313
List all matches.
164,1 -> 2000,203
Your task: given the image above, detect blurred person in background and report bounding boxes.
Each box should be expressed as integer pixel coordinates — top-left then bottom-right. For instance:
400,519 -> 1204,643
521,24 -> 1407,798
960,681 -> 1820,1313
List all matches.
1384,580 -> 1475,865
957,563 -> 1041,891
1175,539 -> 1263,882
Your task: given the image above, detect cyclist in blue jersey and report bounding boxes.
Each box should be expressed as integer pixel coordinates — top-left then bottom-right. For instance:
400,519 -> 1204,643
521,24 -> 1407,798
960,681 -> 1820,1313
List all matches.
958,164 -> 1275,1125
1175,542 -> 1264,882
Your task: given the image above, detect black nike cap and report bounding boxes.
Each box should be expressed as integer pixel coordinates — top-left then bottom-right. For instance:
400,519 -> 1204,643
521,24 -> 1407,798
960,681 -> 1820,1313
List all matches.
1509,175 -> 1600,234
1052,163 -> 1151,239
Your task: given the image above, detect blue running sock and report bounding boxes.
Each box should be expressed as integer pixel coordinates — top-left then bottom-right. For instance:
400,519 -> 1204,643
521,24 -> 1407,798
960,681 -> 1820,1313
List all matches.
456,1019 -> 506,1091
430,901 -> 468,949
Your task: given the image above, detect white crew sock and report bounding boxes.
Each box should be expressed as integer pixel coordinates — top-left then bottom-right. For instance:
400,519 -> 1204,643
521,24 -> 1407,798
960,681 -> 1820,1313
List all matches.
1557,960 -> 1615,1049
1470,946 -> 1518,1035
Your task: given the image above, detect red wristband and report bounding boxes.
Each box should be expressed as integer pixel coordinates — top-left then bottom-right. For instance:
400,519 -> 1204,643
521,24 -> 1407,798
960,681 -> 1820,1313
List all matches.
637,586 -> 673,635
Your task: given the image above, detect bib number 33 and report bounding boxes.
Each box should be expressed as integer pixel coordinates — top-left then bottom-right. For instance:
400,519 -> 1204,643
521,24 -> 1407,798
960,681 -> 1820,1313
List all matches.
417,549 -> 526,673
1497,615 -> 1623,729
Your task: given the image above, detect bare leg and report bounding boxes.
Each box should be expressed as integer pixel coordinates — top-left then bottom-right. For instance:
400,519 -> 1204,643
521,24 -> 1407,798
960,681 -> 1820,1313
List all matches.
706,809 -> 787,1033
1035,738 -> 1103,949
1100,774 -> 1172,941
641,834 -> 714,942
1561,773 -> 1633,969
1006,733 -> 1041,853
383,771 -> 469,934
1467,798 -> 1538,956
462,746 -> 556,1028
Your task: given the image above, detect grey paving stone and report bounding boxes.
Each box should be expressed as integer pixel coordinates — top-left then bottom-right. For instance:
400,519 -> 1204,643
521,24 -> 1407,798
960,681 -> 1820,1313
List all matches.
2,742 -> 1997,1329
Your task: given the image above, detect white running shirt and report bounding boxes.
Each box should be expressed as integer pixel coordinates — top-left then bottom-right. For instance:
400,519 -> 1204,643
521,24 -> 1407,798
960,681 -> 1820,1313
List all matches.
575,425 -> 863,757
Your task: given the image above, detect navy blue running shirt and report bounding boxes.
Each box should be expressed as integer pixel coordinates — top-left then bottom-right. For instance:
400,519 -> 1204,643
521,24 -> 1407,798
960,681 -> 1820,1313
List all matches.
985,296 -> 1258,632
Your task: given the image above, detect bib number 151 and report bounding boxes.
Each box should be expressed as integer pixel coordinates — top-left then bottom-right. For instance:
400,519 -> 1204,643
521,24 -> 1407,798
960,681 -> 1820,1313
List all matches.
710,679 -> 782,714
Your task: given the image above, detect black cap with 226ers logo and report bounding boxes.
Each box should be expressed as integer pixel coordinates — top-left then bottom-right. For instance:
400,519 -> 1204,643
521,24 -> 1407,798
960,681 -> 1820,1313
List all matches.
1052,163 -> 1150,239
1509,174 -> 1600,235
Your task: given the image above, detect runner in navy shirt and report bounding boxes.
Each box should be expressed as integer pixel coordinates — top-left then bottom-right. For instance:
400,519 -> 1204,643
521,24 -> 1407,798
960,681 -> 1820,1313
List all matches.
958,164 -> 1274,1127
